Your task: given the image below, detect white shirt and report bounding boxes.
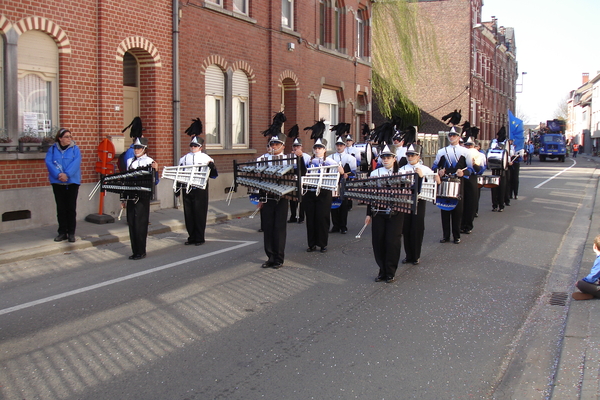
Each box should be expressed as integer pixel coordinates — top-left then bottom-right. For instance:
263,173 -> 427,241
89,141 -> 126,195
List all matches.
327,151 -> 357,172
179,151 -> 213,166
127,154 -> 154,170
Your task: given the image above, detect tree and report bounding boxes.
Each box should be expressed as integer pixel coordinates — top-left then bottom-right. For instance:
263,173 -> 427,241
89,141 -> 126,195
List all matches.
371,1 -> 439,126
554,93 -> 569,121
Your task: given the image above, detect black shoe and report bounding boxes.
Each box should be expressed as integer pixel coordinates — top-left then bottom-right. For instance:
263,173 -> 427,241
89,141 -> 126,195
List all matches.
514,196 -> 518,200
402,258 -> 410,264
413,259 -> 420,265
287,218 -> 297,223
195,241 -> 205,246
132,253 -> 146,260
440,238 -> 449,243
68,234 -> 76,243
297,219 -> 304,224
386,276 -> 396,283
474,213 -> 479,218
499,208 -> 504,212
261,261 -> 273,268
184,241 -> 194,245
505,202 -> 511,206
462,230 -> 472,235
258,229 -> 263,232
272,263 -> 283,269
375,275 -> 386,282
128,254 -> 136,260
492,208 -> 497,212
330,228 -> 340,233
54,233 -> 67,242
307,246 -> 316,252
320,247 -> 327,253
454,238 -> 461,244
340,229 -> 347,234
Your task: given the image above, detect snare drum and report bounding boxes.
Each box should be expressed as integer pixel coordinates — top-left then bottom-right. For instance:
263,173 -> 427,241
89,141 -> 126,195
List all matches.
487,148 -> 508,170
483,175 -> 500,188
437,177 -> 461,199
477,175 -> 484,188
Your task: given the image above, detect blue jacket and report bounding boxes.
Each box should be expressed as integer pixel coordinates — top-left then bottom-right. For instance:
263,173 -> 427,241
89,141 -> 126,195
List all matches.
583,255 -> 600,283
45,142 -> 82,185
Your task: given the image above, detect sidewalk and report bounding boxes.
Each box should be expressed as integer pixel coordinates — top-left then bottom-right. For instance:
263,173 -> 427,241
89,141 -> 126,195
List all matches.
0,195 -> 256,265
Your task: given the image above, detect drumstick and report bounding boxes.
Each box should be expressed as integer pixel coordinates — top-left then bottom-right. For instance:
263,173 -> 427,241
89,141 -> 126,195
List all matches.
248,208 -> 260,219
356,222 -> 369,238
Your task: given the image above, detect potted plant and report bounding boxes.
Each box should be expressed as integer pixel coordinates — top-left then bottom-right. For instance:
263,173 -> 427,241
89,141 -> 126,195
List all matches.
0,135 -> 13,152
42,135 -> 55,152
18,135 -> 43,152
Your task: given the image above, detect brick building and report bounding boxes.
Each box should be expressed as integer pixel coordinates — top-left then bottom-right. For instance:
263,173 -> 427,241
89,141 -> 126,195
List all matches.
178,0 -> 373,198
0,0 -> 373,232
404,0 -> 517,143
0,1 -> 173,232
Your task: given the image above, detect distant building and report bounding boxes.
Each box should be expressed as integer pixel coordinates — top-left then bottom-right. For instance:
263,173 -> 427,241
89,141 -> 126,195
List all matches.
398,0 -> 518,143
567,72 -> 595,154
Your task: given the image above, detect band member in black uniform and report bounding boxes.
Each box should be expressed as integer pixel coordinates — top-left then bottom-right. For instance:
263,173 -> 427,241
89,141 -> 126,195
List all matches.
258,133 -> 289,269
328,136 -> 357,234
490,128 -> 508,212
179,136 -> 218,245
460,137 -> 482,234
365,145 -> 404,283
288,138 -> 310,223
304,138 -> 343,253
432,129 -> 469,244
124,138 -> 158,260
400,144 -> 440,265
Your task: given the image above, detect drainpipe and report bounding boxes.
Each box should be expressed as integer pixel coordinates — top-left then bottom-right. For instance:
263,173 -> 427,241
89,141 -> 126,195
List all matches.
172,0 -> 181,206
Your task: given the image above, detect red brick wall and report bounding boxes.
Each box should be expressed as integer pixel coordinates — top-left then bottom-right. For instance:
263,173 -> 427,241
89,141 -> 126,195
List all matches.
179,1 -> 372,173
0,0 -> 172,190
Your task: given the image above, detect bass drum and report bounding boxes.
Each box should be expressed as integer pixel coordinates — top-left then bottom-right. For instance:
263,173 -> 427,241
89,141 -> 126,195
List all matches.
487,148 -> 508,170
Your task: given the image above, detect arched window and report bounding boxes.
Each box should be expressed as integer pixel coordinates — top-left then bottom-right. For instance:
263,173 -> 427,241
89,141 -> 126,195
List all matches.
232,70 -> 249,147
205,65 -> 225,147
18,31 -> 58,138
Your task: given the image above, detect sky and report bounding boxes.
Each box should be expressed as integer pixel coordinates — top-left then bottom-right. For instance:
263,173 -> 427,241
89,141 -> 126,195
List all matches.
481,0 -> 600,126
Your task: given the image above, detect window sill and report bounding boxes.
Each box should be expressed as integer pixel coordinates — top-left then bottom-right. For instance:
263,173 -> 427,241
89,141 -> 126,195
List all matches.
203,2 -> 257,24
206,148 -> 258,156
280,27 -> 300,38
0,152 -> 47,161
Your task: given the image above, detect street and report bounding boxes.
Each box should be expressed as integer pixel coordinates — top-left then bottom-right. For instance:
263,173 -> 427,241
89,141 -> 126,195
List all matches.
0,157 -> 596,400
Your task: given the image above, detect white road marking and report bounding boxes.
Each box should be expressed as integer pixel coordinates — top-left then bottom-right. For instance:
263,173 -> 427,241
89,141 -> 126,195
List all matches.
534,159 -> 576,189
0,240 -> 258,316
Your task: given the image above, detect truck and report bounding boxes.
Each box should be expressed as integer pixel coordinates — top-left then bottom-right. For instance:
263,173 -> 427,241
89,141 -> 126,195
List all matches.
538,119 -> 566,162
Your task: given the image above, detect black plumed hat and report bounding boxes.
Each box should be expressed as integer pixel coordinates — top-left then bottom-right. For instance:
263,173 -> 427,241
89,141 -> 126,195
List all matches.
304,119 -> 326,142
261,112 -> 287,138
185,118 -> 203,137
122,116 -> 144,138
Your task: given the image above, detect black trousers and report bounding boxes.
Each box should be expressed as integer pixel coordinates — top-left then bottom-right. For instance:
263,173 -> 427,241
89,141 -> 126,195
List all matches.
127,196 -> 151,257
52,183 -> 79,235
510,163 -> 520,198
289,200 -> 305,221
182,187 -> 209,243
441,182 -> 464,240
503,167 -> 512,204
303,190 -> 332,248
491,169 -> 507,210
372,211 -> 404,279
260,198 -> 288,264
330,197 -> 349,231
403,199 -> 426,262
461,175 -> 479,232
576,280 -> 600,298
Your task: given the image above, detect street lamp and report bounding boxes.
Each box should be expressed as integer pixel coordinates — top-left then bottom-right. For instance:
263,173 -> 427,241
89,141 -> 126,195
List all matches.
517,71 -> 527,93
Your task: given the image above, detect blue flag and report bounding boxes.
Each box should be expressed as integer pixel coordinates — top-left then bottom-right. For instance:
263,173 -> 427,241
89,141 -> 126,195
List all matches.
508,110 -> 525,152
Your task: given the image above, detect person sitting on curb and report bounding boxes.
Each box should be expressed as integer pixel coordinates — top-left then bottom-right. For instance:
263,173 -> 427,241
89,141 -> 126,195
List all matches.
572,234 -> 600,300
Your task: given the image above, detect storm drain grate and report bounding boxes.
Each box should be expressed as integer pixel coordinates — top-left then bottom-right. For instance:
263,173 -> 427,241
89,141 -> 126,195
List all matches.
549,292 -> 569,306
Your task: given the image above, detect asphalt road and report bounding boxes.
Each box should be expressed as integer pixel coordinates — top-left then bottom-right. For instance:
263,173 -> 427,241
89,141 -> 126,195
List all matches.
0,156 -> 596,400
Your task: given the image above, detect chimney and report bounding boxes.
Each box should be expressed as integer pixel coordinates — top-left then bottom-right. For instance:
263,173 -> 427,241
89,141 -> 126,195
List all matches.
583,73 -> 590,84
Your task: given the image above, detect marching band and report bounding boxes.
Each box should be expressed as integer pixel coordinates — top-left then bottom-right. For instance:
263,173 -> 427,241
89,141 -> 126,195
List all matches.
89,113 -> 521,283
